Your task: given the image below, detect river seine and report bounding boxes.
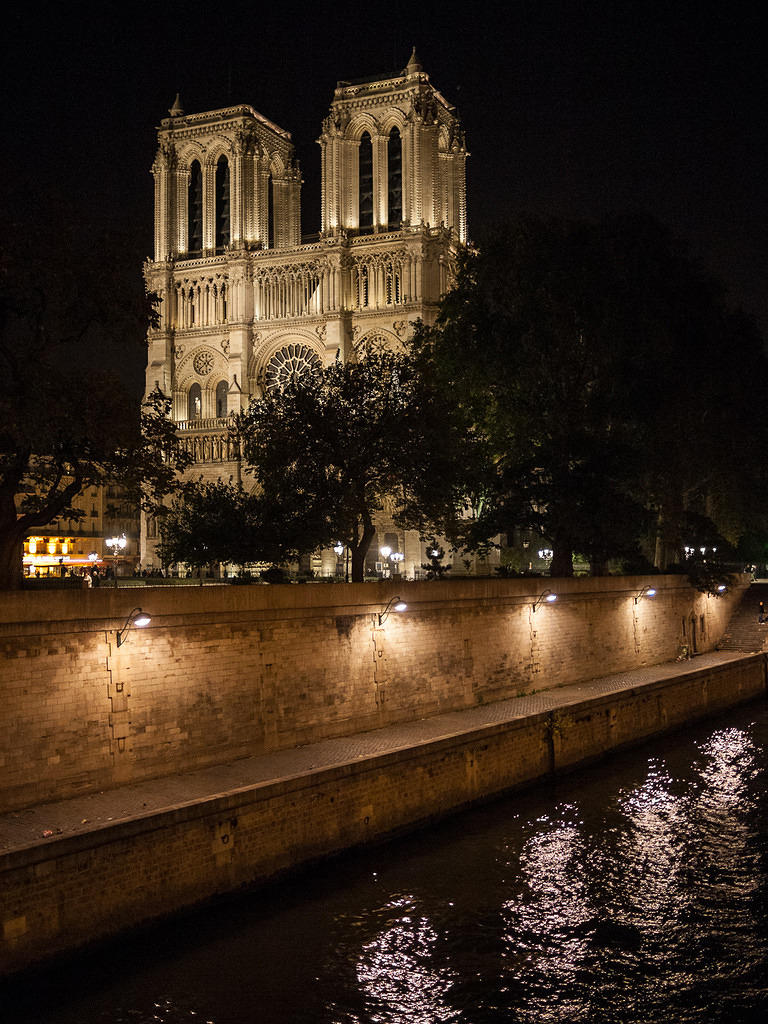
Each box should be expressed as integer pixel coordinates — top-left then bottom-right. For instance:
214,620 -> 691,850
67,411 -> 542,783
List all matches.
4,699 -> 768,1023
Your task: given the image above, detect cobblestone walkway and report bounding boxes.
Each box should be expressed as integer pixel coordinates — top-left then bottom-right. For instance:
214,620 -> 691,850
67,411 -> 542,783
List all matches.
0,651 -> 758,857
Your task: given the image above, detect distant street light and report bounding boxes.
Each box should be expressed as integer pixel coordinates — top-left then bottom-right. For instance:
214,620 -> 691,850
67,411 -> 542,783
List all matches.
333,541 -> 349,582
105,534 -> 127,589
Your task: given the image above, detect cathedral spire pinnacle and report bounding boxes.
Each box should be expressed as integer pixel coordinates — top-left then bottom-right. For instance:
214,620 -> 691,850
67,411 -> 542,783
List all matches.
169,93 -> 184,117
405,47 -> 423,74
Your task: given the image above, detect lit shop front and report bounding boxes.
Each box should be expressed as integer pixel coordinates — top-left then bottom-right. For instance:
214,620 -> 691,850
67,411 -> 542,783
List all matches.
23,536 -> 103,577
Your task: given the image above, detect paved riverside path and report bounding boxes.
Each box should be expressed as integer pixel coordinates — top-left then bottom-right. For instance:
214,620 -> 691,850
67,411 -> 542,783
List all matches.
0,651 -> 763,857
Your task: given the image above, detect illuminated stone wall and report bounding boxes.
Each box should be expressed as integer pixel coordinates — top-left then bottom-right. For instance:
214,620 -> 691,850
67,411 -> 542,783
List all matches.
0,576 -> 747,815
1,652 -> 763,978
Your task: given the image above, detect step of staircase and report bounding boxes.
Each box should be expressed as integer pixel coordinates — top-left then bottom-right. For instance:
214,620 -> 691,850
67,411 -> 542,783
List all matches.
716,581 -> 768,652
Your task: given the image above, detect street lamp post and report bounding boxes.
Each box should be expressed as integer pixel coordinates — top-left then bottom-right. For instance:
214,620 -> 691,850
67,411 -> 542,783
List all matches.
105,534 -> 127,589
333,542 -> 349,583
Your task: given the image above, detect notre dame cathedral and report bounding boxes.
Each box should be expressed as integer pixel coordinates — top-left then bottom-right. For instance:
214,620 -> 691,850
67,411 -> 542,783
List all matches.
142,50 -> 495,578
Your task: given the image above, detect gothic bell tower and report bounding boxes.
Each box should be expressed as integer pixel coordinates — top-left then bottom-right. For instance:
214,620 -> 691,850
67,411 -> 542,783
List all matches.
318,48 -> 468,243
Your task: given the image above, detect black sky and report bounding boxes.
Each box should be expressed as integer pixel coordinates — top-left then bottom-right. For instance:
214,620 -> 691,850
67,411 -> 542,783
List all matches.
4,0 -> 766,333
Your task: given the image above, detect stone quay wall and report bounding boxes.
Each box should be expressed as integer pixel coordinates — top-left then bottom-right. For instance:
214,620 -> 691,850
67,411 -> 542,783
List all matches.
0,653 -> 764,977
0,575 -> 747,814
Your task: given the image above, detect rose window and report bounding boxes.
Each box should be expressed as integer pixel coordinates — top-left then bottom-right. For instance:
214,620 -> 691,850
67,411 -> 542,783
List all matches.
193,350 -> 214,376
355,332 -> 391,357
265,344 -> 321,390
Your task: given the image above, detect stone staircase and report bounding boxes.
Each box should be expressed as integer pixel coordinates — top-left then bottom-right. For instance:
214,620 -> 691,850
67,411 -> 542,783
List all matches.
716,581 -> 768,652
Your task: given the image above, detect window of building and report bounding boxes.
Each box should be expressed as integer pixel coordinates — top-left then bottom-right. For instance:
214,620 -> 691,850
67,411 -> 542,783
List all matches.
268,173 -> 274,249
216,379 -> 228,418
359,132 -> 373,230
215,156 -> 230,251
188,161 -> 202,254
388,127 -> 402,228
189,382 -> 202,420
264,344 -> 321,391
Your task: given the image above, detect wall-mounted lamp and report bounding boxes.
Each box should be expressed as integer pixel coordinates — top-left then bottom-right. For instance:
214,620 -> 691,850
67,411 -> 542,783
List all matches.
378,596 -> 408,625
116,607 -> 152,648
532,590 -> 557,612
716,584 -> 727,594
634,585 -> 657,604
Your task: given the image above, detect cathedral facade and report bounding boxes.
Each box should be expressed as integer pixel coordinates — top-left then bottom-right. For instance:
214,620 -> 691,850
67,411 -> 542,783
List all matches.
142,51 -> 492,578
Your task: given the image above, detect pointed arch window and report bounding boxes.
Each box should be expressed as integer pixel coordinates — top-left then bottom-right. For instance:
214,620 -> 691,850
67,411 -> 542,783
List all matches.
388,127 -> 402,229
188,382 -> 202,421
215,156 -> 230,251
216,380 -> 228,418
188,161 -> 203,254
267,172 -> 274,249
359,132 -> 373,231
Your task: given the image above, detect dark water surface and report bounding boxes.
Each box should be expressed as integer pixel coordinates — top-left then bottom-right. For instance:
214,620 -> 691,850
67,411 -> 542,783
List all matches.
4,700 -> 768,1024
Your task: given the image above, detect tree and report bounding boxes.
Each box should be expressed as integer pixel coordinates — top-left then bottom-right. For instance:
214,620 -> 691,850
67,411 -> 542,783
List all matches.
156,480 -> 311,573
412,214 -> 768,575
412,216 -> 648,575
235,348 -> 466,582
597,215 -> 768,568
0,201 -> 189,589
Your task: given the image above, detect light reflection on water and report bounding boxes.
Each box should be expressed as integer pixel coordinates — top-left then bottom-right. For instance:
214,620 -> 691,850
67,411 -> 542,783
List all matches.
3,702 -> 768,1024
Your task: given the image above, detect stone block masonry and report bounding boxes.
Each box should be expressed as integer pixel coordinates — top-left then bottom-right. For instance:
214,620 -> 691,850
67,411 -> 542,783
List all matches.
0,575 -> 747,813
0,652 -> 764,977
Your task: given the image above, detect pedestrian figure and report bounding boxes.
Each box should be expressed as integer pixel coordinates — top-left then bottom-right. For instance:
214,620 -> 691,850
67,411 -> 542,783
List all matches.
759,601 -> 765,624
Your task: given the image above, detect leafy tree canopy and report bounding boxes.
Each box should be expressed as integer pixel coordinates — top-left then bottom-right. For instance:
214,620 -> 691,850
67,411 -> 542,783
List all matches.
0,201 -> 188,589
157,480 -> 311,572
412,213 -> 768,575
234,347 -> 469,582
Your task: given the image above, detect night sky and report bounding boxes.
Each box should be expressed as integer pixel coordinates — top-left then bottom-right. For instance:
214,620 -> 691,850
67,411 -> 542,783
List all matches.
4,0 -> 766,335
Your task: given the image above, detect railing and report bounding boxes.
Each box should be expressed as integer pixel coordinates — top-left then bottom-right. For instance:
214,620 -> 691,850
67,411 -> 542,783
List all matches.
175,417 -> 232,433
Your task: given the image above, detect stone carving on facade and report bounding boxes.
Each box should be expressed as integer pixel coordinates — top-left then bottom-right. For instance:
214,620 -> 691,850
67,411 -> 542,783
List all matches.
315,324 -> 327,342
172,344 -> 185,361
220,338 -> 230,354
355,330 -> 397,357
392,320 -> 408,338
193,351 -> 214,376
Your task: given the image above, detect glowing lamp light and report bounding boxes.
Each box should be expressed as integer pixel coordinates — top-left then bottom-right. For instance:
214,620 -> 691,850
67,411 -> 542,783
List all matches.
380,545 -> 392,559
634,585 -> 657,604
116,607 -> 152,648
378,596 -> 408,625
532,590 -> 557,612
333,542 -> 344,556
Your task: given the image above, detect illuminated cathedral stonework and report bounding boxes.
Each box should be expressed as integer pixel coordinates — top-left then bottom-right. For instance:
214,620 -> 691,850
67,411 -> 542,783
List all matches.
142,51 -> 494,577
